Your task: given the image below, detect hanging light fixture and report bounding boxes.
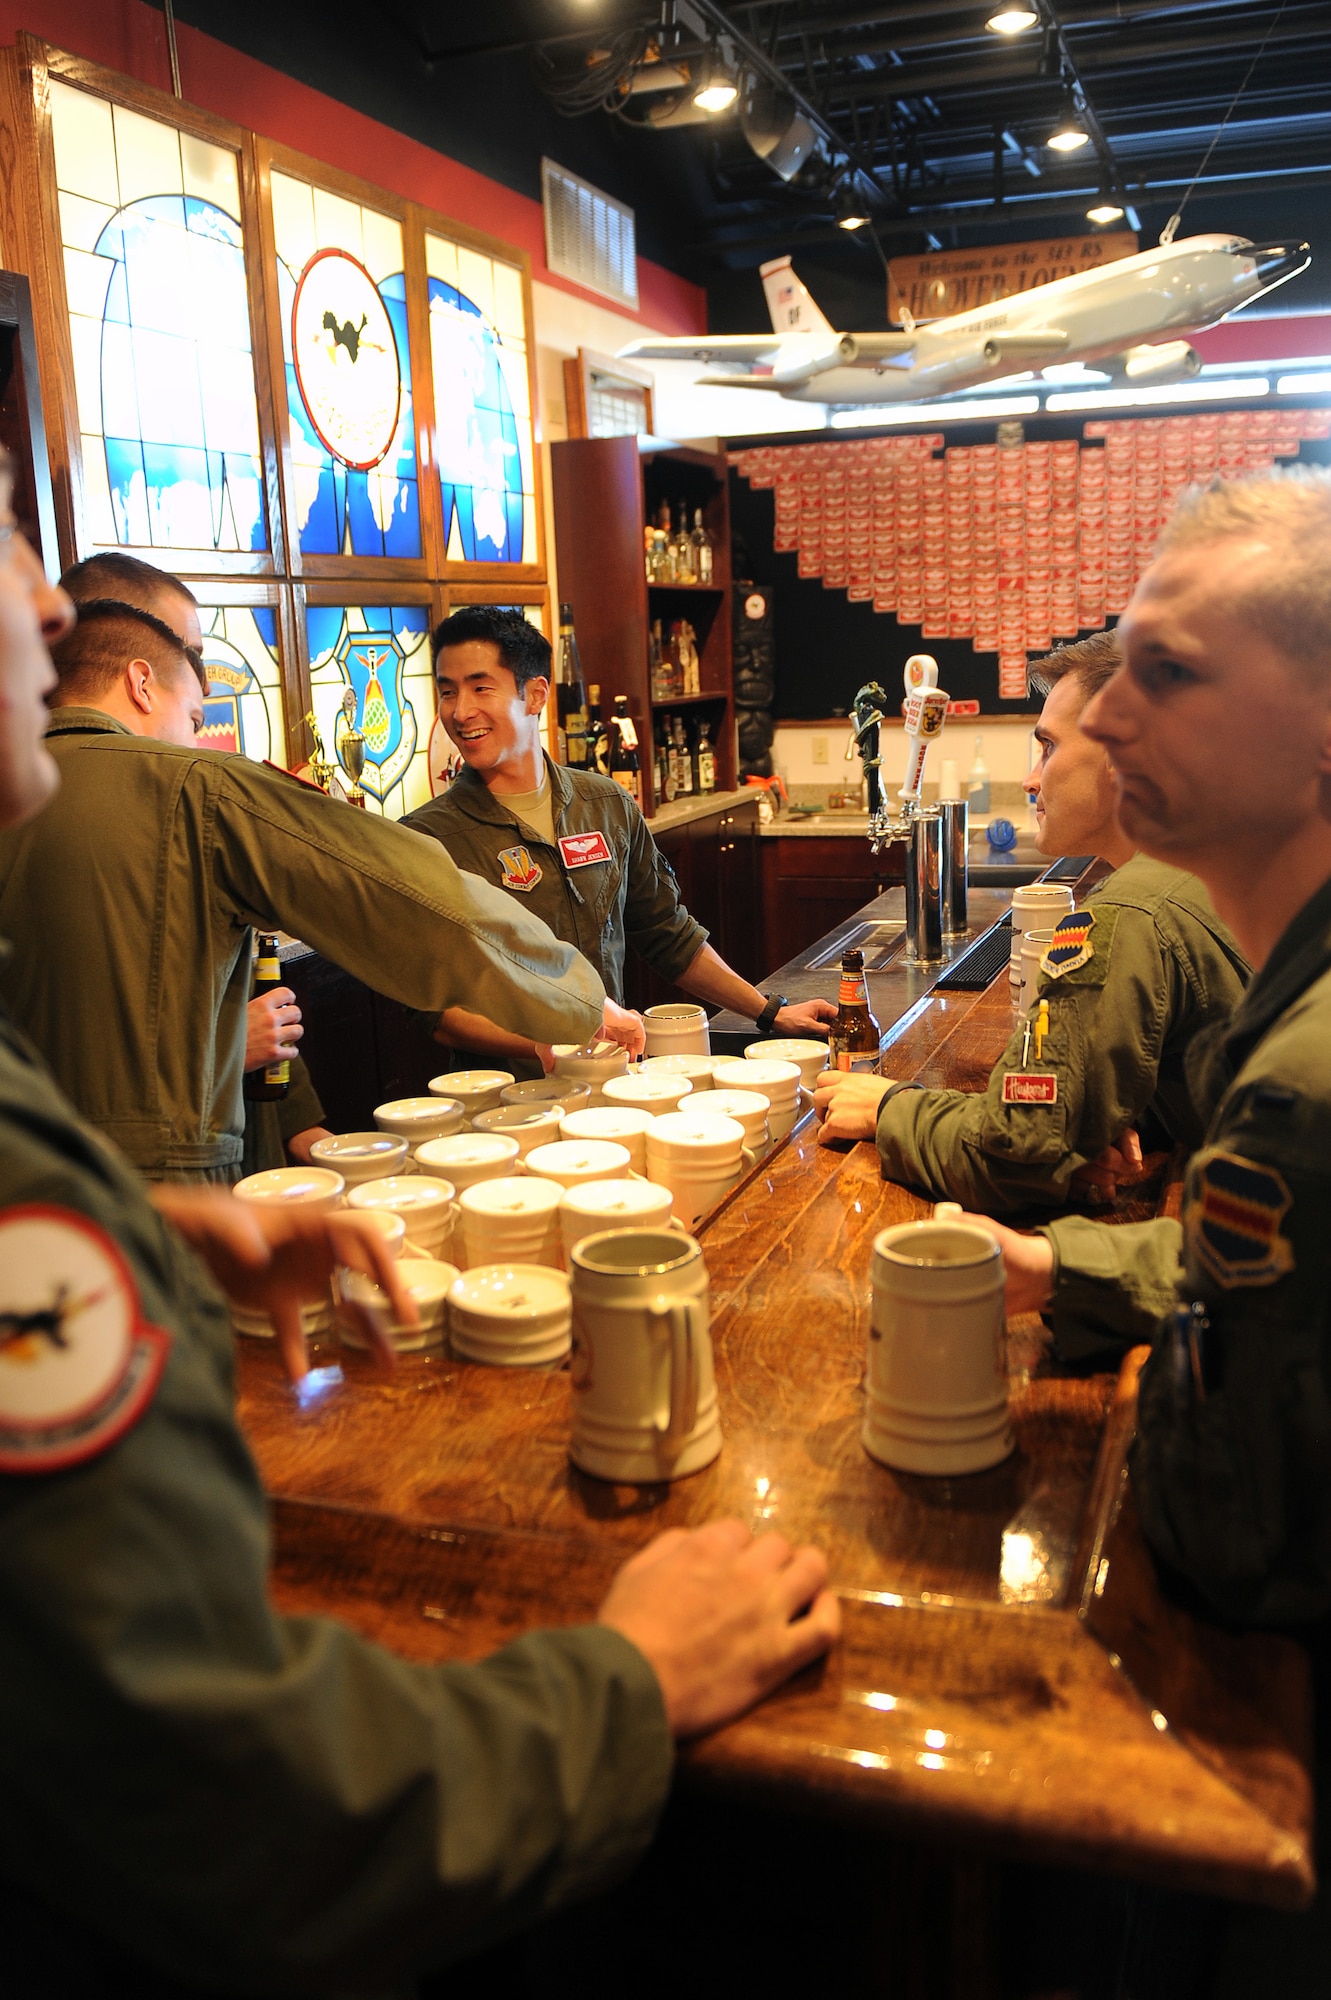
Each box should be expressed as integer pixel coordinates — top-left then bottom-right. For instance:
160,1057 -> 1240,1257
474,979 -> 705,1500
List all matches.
986,6 -> 1039,32
1087,197 -> 1125,224
1047,87 -> 1090,151
835,181 -> 871,230
692,44 -> 739,114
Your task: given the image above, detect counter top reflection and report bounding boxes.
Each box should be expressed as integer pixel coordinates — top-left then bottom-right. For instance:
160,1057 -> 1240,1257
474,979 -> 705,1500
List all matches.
239,973 -> 1314,1909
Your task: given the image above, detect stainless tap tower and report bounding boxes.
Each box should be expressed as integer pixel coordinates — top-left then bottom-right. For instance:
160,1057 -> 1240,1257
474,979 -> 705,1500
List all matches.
850,655 -> 951,964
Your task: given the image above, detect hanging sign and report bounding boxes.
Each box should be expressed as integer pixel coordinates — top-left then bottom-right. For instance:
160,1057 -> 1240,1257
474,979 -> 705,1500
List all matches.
888,232 -> 1138,326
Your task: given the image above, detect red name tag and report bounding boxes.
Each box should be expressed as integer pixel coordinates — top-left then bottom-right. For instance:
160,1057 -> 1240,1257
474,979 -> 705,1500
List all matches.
1002,1073 -> 1058,1105
558,831 -> 612,870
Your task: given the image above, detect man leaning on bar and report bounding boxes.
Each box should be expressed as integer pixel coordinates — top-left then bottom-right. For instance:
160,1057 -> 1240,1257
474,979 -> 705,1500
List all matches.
814,627 -> 1249,1215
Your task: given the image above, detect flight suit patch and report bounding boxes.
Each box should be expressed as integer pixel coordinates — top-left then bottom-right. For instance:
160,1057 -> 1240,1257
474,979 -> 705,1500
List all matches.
558,831 -> 612,870
0,1206 -> 170,1473
497,844 -> 543,892
1186,1149 -> 1295,1290
1002,1072 -> 1058,1105
1039,905 -> 1118,986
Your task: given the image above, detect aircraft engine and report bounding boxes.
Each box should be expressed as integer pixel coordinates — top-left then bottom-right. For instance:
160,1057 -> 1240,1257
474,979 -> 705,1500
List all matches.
770,334 -> 858,385
1111,340 -> 1203,383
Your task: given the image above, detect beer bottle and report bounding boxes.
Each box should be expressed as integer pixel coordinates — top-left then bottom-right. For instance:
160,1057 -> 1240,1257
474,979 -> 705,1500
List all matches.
244,932 -> 290,1102
828,947 -> 881,1073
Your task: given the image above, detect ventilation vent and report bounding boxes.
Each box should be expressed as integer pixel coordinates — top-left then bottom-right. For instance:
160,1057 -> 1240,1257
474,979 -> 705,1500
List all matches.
542,159 -> 638,309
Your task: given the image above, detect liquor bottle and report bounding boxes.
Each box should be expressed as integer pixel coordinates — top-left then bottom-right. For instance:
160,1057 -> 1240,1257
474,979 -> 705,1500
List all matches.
696,718 -> 716,794
670,713 -> 694,796
673,499 -> 696,583
643,524 -> 656,584
557,603 -> 589,767
244,932 -> 290,1102
586,683 -> 607,775
691,508 -> 714,584
651,528 -> 671,584
828,947 -> 882,1074
609,695 -> 641,805
655,716 -> 674,803
649,620 -> 671,702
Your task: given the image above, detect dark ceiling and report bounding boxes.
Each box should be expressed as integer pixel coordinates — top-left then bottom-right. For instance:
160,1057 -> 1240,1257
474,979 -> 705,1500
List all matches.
175,0 -> 1331,327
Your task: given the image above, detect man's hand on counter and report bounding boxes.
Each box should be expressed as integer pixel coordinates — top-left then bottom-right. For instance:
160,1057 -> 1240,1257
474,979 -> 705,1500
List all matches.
946,1210 -> 1056,1317
600,997 -> 647,1059
244,989 -> 303,1071
1067,1128 -> 1145,1204
149,1187 -> 413,1382
813,1069 -> 893,1145
774,998 -> 838,1039
598,1519 -> 840,1740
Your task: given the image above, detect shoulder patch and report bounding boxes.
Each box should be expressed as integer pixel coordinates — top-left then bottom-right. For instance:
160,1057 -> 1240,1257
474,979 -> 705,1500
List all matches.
1039,904 -> 1119,987
497,843 -> 543,892
0,1207 -> 170,1473
1185,1149 -> 1295,1290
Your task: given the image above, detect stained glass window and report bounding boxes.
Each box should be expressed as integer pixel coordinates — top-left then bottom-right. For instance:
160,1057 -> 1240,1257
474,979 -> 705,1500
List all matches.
196,604 -> 285,762
272,173 -> 421,560
306,604 -> 432,816
426,233 -> 536,565
50,80 -> 267,553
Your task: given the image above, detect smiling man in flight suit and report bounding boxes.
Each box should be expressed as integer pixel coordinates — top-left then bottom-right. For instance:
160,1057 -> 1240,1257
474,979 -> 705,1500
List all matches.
0,468 -> 840,1996
403,606 -> 836,1073
0,600 -> 614,1181
813,629 -> 1248,1216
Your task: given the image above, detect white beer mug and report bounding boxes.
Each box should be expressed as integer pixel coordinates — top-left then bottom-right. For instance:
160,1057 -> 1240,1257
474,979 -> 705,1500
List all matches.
550,1041 -> 629,1106
861,1210 -> 1012,1476
472,1103 -> 566,1158
348,1175 -> 456,1260
711,1057 -> 802,1141
639,1053 -> 716,1093
525,1138 -> 633,1191
309,1132 -> 408,1187
415,1132 -> 521,1192
428,1069 -> 514,1117
559,1105 -> 655,1177
642,1003 -> 711,1060
558,1177 -> 679,1264
644,1111 -> 750,1230
458,1176 -> 564,1272
601,1071 -> 693,1118
1018,928 -> 1057,1018
568,1228 -> 721,1483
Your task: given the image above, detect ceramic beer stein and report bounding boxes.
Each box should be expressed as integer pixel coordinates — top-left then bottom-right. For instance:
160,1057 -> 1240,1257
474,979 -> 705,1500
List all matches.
642,1003 -> 711,1059
559,1105 -> 656,1177
558,1178 -> 679,1265
457,1176 -> 564,1272
428,1069 -> 514,1117
568,1228 -> 721,1482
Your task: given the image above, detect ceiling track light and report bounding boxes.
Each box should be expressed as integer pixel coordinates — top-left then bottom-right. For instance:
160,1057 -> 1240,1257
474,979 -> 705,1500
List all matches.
1047,85 -> 1090,151
986,5 -> 1039,33
835,181 -> 871,230
1087,195 -> 1126,224
692,43 -> 738,114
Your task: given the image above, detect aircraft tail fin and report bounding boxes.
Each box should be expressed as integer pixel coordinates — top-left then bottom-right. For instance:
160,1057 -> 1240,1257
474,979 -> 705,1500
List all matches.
759,256 -> 834,337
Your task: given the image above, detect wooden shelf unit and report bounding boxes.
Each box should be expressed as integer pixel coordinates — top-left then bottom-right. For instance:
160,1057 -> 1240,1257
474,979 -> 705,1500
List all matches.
550,437 -> 733,815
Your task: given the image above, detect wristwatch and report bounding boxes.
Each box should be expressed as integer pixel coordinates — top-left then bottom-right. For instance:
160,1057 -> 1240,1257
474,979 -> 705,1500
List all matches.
755,993 -> 786,1034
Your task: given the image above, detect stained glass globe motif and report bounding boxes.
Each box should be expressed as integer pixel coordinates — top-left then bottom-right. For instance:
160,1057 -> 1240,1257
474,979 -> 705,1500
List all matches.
429,277 -> 527,564
94,195 -> 266,552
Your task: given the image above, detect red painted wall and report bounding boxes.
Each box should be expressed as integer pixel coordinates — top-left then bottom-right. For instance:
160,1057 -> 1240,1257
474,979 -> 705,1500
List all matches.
0,0 -> 708,335
1190,314 -> 1331,365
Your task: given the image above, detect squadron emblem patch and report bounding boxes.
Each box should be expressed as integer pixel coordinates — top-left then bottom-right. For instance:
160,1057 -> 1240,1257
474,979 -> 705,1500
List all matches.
1186,1150 -> 1295,1289
497,844 -> 543,892
1038,904 -> 1118,987
0,1207 -> 170,1473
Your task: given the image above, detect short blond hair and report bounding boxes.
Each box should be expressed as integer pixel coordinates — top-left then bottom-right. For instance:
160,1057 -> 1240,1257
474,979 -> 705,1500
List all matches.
1028,629 -> 1120,705
1156,466 -> 1331,673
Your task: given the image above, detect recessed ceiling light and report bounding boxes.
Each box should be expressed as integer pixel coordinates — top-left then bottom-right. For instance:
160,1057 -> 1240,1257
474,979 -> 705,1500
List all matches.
1087,201 -> 1125,224
986,6 -> 1039,32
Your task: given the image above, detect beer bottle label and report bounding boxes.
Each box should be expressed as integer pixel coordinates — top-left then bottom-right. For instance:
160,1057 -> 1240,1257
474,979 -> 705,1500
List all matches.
263,1059 -> 291,1087
836,1050 -> 879,1074
257,954 -> 279,983
839,973 -> 868,1007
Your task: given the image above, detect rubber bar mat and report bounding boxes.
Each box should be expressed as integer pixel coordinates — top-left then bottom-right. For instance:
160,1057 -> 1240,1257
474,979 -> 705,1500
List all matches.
935,917 -> 1013,992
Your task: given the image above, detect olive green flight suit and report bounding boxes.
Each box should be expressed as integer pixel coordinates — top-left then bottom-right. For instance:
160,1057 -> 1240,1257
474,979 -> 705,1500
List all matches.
875,855 -> 1249,1214
0,712 -> 605,1182
1038,874 -> 1331,1628
241,1055 -> 326,1180
0,1001 -> 670,1996
404,759 -> 707,1010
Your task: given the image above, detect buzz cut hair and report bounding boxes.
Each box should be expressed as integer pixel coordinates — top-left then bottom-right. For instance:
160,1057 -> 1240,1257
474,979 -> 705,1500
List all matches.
61,551 -> 199,614
430,605 -> 552,693
1154,465 -> 1331,675
1027,628 -> 1121,706
52,599 -> 207,701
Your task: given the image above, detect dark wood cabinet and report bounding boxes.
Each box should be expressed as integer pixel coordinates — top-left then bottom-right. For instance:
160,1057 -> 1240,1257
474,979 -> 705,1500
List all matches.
760,833 -> 907,977
622,800 -> 759,1013
550,437 -> 735,814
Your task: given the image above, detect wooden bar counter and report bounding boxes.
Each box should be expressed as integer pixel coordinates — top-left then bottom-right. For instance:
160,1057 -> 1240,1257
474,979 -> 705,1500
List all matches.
237,971 -> 1314,1912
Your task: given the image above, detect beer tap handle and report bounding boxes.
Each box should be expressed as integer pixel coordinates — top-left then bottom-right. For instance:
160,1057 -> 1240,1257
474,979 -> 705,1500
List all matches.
898,653 -> 949,810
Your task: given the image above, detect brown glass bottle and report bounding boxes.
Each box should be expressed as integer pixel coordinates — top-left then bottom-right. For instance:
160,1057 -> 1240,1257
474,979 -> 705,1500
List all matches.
244,932 -> 290,1101
828,947 -> 881,1073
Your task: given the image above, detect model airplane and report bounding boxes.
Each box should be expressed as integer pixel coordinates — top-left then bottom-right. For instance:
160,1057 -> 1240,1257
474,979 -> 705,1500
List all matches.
618,235 -> 1310,405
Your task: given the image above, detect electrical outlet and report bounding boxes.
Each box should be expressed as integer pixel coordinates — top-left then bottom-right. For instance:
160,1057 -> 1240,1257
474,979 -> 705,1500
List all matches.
812,735 -> 829,766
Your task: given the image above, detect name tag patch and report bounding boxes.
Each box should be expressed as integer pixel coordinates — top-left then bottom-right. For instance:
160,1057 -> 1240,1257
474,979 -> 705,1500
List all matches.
559,830 -> 612,870
0,1207 -> 169,1473
1002,1072 -> 1058,1105
497,844 -> 543,892
1187,1148 -> 1295,1289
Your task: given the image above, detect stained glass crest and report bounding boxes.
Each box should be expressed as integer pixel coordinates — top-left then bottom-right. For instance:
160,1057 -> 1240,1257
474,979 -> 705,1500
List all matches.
196,604 -> 284,762
306,604 -> 432,816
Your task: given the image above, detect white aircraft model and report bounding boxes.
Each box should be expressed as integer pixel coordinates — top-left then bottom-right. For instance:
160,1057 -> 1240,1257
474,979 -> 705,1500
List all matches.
618,235 -> 1310,405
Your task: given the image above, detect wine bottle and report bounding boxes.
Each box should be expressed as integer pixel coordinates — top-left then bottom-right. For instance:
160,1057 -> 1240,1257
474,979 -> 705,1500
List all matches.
691,507 -> 714,584
609,695 -> 641,805
696,718 -> 716,794
244,932 -> 290,1102
827,948 -> 882,1074
557,603 -> 589,768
